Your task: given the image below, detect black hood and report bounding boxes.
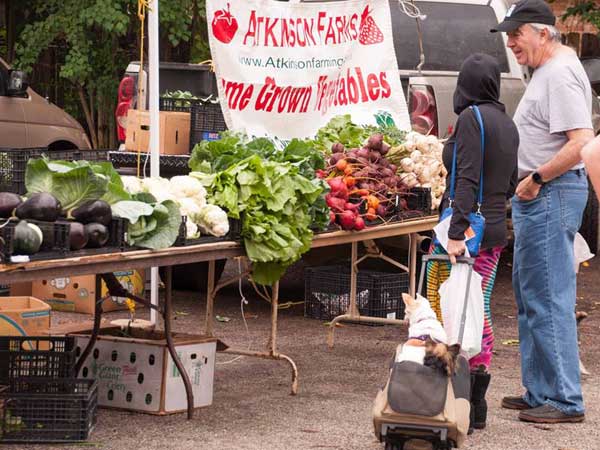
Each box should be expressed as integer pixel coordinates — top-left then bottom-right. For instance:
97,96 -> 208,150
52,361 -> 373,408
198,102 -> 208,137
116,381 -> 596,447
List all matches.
453,53 -> 505,115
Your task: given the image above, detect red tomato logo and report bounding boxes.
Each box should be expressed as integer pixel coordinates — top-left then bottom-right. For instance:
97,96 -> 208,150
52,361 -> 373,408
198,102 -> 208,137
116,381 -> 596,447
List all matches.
212,3 -> 238,44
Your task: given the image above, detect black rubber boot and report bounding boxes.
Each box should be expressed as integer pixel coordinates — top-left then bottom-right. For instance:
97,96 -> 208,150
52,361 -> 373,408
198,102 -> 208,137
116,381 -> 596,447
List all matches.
470,366 -> 491,430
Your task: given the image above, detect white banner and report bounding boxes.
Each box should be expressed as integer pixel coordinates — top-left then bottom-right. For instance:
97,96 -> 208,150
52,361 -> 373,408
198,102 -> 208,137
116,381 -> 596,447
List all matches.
206,0 -> 410,139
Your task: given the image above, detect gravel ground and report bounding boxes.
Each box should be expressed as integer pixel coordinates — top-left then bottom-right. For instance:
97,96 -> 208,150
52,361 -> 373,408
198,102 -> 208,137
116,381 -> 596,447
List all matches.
13,251 -> 600,450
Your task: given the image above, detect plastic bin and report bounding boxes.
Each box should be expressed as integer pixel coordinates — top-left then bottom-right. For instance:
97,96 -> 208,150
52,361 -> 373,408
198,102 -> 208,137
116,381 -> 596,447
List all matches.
0,148 -> 108,195
0,336 -> 76,384
304,265 -> 409,322
175,216 -> 242,246
0,378 -> 98,443
0,220 -> 70,263
189,102 -> 227,150
398,187 -> 433,218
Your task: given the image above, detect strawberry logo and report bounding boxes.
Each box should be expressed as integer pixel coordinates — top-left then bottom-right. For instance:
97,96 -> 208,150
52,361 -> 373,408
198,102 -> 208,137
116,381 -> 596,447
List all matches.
212,3 -> 238,44
358,5 -> 384,45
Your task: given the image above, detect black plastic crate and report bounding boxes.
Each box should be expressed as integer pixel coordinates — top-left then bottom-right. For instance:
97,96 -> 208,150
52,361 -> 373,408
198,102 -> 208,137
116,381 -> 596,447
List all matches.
175,216 -> 241,246
0,219 -> 70,263
159,96 -> 199,113
62,217 -> 130,257
0,336 -> 77,384
0,148 -> 109,195
189,102 -> 227,150
304,265 -> 408,322
108,151 -> 191,177
0,378 -> 97,443
397,187 -> 433,219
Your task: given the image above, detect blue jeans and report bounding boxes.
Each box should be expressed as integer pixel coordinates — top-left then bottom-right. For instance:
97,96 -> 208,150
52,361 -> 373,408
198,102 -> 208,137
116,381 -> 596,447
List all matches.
512,169 -> 588,415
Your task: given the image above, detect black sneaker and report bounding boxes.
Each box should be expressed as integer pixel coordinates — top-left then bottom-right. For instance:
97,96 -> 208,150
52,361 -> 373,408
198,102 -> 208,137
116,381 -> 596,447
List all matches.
518,404 -> 585,424
501,396 -> 532,410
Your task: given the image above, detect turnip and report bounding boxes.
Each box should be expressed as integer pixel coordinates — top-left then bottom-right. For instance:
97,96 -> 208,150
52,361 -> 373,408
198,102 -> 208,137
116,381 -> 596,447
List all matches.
367,133 -> 384,151
389,164 -> 398,173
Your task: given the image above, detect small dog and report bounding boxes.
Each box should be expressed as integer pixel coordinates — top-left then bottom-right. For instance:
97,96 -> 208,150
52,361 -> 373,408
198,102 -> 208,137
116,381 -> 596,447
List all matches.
398,293 -> 461,376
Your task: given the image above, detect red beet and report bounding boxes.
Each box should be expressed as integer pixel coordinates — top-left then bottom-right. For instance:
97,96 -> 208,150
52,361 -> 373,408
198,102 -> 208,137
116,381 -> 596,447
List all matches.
367,133 -> 383,151
376,204 -> 387,217
354,216 -> 366,231
357,147 -> 370,159
331,143 -> 345,154
326,194 -> 346,212
339,210 -> 356,230
329,211 -> 336,223
345,202 -> 361,212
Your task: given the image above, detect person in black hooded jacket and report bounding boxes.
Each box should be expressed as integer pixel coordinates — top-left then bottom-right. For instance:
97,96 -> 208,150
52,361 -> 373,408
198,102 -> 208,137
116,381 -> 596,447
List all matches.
426,53 -> 519,431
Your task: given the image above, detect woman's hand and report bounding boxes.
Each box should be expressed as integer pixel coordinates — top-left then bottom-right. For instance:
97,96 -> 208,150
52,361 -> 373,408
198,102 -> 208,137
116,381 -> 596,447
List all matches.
447,238 -> 466,264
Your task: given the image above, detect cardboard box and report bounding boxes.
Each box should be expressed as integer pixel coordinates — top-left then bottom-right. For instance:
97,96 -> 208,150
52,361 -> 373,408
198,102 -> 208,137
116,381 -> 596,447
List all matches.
0,296 -> 51,336
9,283 -> 33,296
125,109 -> 190,155
32,270 -> 145,314
73,328 -> 216,414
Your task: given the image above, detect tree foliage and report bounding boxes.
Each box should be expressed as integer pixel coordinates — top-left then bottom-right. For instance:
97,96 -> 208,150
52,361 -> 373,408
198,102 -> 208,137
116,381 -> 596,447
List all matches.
14,0 -> 205,148
562,1 -> 600,32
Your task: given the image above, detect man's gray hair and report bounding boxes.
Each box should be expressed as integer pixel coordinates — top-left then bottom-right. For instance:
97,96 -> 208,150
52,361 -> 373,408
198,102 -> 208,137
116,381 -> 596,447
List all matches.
529,23 -> 562,42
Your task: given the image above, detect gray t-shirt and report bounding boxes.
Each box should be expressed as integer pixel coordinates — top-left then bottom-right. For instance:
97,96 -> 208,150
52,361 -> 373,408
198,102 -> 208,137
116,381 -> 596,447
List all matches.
514,50 -> 593,178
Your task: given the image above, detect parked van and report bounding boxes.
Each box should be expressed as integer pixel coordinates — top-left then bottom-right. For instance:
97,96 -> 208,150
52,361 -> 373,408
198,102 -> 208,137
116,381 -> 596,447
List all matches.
0,57 -> 91,149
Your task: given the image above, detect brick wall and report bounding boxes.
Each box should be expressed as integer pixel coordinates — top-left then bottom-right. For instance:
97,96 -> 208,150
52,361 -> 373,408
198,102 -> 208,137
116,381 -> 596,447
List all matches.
550,0 -> 600,57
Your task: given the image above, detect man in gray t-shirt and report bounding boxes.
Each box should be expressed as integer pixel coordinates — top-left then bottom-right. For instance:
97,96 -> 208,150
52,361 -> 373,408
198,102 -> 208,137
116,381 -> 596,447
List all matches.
491,0 -> 594,424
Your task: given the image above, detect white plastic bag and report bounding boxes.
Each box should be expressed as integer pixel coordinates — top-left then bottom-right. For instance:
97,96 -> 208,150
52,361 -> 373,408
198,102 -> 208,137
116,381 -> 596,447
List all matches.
574,232 -> 595,273
438,263 -> 484,358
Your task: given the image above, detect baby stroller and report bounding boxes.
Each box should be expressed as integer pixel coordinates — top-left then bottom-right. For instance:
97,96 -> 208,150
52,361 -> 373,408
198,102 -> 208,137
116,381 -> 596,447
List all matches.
372,255 -> 474,450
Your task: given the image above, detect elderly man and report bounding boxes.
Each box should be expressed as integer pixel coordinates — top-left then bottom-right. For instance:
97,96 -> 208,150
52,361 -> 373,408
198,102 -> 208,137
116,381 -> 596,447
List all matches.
491,0 -> 594,423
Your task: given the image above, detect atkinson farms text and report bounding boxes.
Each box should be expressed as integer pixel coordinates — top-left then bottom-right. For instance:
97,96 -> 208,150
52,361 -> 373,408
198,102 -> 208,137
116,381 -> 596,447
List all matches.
243,10 -> 361,47
220,68 -> 392,115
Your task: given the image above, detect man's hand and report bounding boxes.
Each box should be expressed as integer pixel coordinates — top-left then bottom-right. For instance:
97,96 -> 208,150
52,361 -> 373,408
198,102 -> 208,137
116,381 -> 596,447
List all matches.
447,238 -> 466,264
516,174 -> 541,201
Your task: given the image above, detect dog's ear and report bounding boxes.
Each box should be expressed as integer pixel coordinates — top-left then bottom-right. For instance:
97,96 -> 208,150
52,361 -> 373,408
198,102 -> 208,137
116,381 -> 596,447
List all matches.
447,343 -> 461,358
402,293 -> 415,307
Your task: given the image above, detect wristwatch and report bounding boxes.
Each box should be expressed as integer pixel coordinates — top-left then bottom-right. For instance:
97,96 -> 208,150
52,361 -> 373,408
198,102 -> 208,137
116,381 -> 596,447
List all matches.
531,171 -> 545,185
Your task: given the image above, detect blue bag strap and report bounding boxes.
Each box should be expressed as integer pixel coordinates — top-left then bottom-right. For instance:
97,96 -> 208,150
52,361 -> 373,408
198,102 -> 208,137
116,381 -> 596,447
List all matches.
448,105 -> 485,208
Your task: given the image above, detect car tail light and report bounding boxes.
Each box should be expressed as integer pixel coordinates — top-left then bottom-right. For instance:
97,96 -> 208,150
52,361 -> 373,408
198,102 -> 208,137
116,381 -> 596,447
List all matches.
115,101 -> 131,142
119,76 -> 136,102
116,76 -> 137,142
408,85 -> 438,137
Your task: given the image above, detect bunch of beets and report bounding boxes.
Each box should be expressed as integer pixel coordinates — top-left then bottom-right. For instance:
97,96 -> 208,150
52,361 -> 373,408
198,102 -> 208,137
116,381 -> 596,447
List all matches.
317,133 -> 407,231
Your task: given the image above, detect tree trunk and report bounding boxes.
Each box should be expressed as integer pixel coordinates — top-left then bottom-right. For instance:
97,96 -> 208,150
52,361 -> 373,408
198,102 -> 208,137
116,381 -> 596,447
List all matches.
78,85 -> 98,149
6,0 -> 15,63
97,91 -> 105,148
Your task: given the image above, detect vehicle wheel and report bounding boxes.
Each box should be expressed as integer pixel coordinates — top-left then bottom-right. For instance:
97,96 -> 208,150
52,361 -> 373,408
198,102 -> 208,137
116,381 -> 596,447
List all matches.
384,441 -> 402,450
579,181 -> 599,254
162,260 -> 226,292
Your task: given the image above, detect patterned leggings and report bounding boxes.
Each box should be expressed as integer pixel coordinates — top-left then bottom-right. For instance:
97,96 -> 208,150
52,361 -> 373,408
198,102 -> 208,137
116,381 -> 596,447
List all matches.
426,244 -> 503,371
